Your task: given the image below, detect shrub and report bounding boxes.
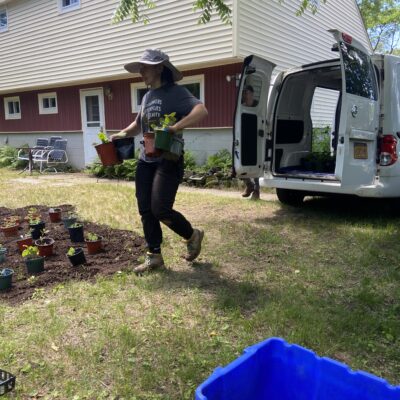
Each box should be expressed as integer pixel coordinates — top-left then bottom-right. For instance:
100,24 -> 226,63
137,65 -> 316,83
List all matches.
0,145 -> 26,169
205,149 -> 232,173
184,150 -> 197,170
312,126 -> 331,153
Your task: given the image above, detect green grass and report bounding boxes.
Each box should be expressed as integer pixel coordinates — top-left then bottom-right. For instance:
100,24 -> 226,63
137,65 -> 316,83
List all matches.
0,170 -> 399,399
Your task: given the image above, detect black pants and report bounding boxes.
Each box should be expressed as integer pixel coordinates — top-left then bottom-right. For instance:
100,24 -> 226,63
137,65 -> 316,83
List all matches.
135,158 -> 193,251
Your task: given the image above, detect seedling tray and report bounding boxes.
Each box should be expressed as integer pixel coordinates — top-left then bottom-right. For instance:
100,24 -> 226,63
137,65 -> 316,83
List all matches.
0,369 -> 15,396
195,337 -> 400,400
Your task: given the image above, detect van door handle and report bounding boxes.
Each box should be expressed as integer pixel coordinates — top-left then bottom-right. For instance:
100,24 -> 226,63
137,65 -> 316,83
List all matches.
351,105 -> 358,117
340,137 -> 344,144
258,130 -> 264,137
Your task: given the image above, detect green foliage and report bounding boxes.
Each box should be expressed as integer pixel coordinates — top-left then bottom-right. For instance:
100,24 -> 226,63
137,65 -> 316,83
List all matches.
151,112 -> 177,131
67,247 -> 76,256
98,131 -> 110,144
70,222 -> 83,229
86,232 -> 100,241
86,158 -> 138,180
312,126 -> 331,153
357,0 -> 400,54
0,145 -> 27,169
22,246 -> 39,259
205,149 -> 232,172
184,151 -> 197,170
294,0 -> 327,15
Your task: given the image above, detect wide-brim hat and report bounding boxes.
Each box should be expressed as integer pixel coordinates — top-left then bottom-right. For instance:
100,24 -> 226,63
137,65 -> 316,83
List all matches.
124,48 -> 183,82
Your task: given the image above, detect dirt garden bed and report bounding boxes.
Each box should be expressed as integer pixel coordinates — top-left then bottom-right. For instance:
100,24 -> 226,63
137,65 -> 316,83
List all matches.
0,205 -> 145,305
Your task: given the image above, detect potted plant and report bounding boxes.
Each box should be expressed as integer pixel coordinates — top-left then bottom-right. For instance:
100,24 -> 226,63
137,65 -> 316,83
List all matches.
0,268 -> 14,290
48,207 -> 62,223
29,218 -> 45,240
68,222 -> 84,243
62,211 -> 77,229
0,244 -> 7,264
34,230 -> 55,257
94,131 -> 120,166
1,220 -> 19,237
153,112 -> 177,152
66,247 -> 86,266
85,232 -> 103,255
16,233 -> 33,253
22,245 -> 44,274
24,207 -> 40,223
5,215 -> 21,225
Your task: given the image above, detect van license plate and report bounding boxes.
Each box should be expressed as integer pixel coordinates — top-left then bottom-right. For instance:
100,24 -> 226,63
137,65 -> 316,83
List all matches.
354,142 -> 368,159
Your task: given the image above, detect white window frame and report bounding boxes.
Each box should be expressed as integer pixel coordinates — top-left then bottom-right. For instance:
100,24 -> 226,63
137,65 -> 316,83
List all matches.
130,74 -> 205,113
38,92 -> 58,114
58,0 -> 80,13
4,96 -> 21,120
0,7 -> 8,32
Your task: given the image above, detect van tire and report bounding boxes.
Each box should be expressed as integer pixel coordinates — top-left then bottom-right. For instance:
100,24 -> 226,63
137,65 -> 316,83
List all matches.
276,189 -> 305,206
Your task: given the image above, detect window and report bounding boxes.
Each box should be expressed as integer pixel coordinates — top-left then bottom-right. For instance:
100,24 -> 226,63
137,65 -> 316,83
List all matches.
130,74 -> 205,113
341,42 -> 378,100
4,96 -> 21,120
59,0 -> 80,13
38,92 -> 58,114
0,8 -> 8,32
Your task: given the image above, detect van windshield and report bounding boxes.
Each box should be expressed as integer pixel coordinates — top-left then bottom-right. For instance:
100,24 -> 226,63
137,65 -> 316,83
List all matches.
340,42 -> 378,101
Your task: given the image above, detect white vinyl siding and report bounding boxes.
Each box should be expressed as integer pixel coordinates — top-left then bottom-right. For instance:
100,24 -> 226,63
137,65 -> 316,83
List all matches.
0,0 -> 233,93
237,0 -> 372,76
0,7 -> 7,32
4,96 -> 21,119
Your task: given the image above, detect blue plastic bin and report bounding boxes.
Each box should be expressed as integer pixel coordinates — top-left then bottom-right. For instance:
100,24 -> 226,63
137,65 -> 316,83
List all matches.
195,337 -> 400,400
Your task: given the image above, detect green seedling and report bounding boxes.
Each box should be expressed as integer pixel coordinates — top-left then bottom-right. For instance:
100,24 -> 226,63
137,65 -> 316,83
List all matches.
70,222 -> 83,228
98,131 -> 109,144
86,232 -> 99,241
151,112 -> 177,131
67,247 -> 77,256
22,246 -> 40,259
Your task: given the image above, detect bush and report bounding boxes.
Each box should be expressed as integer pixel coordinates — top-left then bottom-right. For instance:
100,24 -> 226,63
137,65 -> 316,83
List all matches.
0,145 -> 26,169
184,151 -> 197,170
86,158 -> 138,180
312,126 -> 331,153
204,149 -> 232,173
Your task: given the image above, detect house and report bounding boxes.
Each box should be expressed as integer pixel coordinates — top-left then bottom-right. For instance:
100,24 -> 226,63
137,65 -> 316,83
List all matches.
0,0 -> 371,169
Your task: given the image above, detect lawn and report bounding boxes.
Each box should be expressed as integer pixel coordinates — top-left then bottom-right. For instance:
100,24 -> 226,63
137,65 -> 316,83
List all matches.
0,169 -> 399,399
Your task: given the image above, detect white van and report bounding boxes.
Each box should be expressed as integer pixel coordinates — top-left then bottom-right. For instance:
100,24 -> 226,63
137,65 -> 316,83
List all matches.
233,30 -> 400,205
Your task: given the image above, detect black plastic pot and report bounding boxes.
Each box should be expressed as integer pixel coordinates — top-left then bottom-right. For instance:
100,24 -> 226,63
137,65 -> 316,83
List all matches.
67,247 -> 86,266
29,221 -> 45,240
114,137 -> 135,161
0,268 -> 13,290
25,257 -> 45,274
68,225 -> 84,242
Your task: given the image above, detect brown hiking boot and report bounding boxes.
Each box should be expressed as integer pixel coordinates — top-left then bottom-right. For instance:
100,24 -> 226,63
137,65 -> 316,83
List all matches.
185,228 -> 204,261
134,252 -> 165,275
241,185 -> 254,198
250,189 -> 260,200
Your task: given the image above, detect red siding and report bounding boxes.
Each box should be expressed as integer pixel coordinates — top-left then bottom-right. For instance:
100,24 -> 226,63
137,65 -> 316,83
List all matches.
0,63 -> 242,133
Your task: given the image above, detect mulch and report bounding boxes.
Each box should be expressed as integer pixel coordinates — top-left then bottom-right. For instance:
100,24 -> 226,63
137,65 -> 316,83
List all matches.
0,205 -> 145,305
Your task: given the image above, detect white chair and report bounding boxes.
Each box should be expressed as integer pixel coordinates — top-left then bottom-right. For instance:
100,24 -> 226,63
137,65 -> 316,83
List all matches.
33,139 -> 68,173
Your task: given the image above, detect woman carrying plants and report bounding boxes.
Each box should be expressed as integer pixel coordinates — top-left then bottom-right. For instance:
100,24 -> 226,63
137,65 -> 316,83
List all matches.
110,49 -> 208,274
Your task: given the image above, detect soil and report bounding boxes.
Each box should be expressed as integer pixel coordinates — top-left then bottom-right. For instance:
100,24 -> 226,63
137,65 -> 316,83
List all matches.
0,205 -> 145,305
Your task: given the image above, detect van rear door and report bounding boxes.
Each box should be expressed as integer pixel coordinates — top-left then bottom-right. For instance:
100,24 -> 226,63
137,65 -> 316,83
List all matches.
330,30 -> 379,186
233,55 -> 275,178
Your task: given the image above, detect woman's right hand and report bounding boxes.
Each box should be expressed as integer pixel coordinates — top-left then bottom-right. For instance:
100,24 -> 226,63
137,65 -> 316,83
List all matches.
110,131 -> 126,141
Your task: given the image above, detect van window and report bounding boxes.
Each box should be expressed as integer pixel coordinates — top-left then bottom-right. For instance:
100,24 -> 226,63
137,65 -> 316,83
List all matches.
341,42 -> 377,100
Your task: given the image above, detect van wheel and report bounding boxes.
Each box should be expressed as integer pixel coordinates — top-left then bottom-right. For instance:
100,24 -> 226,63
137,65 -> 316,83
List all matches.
276,189 -> 305,206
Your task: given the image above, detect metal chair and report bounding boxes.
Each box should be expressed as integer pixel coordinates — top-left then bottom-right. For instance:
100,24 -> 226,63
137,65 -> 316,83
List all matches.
33,139 -> 68,173
17,137 -> 49,161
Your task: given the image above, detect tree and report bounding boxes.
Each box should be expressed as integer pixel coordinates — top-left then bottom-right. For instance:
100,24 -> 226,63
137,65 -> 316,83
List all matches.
357,0 -> 400,54
112,0 -> 326,25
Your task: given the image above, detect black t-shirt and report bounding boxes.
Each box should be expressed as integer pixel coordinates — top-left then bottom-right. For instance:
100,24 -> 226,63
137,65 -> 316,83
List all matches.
135,83 -> 201,161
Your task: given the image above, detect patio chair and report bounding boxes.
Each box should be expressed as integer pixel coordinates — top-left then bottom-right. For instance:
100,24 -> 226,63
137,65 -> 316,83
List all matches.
17,137 -> 49,161
33,139 -> 68,173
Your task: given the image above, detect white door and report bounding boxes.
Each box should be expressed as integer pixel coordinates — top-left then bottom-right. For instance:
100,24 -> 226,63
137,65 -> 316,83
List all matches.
330,30 -> 380,186
80,88 -> 105,165
233,55 -> 275,178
